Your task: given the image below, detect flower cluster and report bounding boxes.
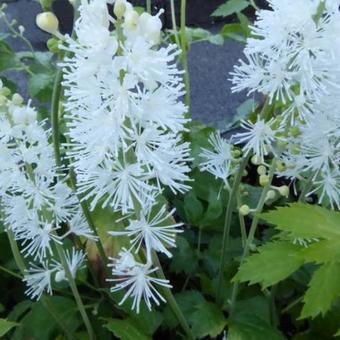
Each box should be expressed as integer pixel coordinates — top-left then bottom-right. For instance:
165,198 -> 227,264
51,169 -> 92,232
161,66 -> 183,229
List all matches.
0,83 -> 92,300
61,0 -> 191,312
227,0 -> 340,209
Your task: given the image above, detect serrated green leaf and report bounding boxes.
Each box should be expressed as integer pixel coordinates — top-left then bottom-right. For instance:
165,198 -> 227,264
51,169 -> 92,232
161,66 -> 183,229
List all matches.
104,319 -> 150,340
191,303 -> 227,339
234,241 -> 304,288
212,0 -> 249,17
260,203 -> 340,240
301,262 -> 340,319
170,236 -> 198,274
184,191 -> 204,224
0,319 -> 19,337
302,239 -> 340,264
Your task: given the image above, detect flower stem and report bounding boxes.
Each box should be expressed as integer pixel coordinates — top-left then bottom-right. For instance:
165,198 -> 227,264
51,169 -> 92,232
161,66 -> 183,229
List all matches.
55,243 -> 95,340
152,252 -> 193,339
7,230 -> 26,275
146,0 -> 151,14
216,154 -> 250,305
236,191 -> 247,247
170,0 -> 181,47
180,0 -> 191,110
51,69 -> 63,168
229,159 -> 277,316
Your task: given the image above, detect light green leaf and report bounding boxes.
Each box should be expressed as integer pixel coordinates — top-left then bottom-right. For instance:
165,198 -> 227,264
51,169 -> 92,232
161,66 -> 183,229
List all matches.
301,262 -> 340,319
0,319 -> 19,337
302,239 -> 340,264
104,319 -> 150,340
260,203 -> 340,240
28,73 -> 55,102
234,241 -> 304,288
220,23 -> 247,42
191,303 -> 227,339
212,0 -> 249,17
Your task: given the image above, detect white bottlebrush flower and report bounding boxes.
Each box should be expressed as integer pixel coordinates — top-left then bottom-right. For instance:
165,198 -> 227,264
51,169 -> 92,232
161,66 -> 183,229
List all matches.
310,169 -> 340,210
67,211 -> 98,241
109,205 -> 183,259
24,262 -> 56,300
233,118 -> 279,161
199,132 -> 234,183
61,0 -> 191,217
55,248 -> 86,282
108,250 -> 171,313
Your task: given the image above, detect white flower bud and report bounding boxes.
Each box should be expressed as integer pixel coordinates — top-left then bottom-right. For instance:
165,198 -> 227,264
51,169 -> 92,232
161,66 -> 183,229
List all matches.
257,165 -> 267,175
18,25 -> 25,35
259,174 -> 270,187
124,10 -> 139,31
55,270 -> 66,282
139,12 -> 162,44
12,93 -> 23,105
36,12 -> 59,35
265,190 -> 276,201
239,204 -> 250,216
114,0 -> 126,19
251,155 -> 262,165
278,185 -> 289,198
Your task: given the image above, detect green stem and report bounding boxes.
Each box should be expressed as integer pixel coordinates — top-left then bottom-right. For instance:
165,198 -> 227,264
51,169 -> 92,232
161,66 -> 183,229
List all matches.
146,0 -> 151,13
170,0 -> 181,47
281,296 -> 303,314
51,69 -> 63,168
152,252 -> 193,339
197,226 -> 202,258
216,154 -> 250,305
229,160 -> 277,316
7,230 -> 26,275
0,264 -> 22,279
180,0 -> 191,110
236,191 -> 247,247
55,243 -> 95,340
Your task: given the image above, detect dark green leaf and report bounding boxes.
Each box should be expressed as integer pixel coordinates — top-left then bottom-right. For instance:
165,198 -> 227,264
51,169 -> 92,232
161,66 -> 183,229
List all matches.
0,319 -> 19,337
191,302 -> 227,339
104,318 -> 150,340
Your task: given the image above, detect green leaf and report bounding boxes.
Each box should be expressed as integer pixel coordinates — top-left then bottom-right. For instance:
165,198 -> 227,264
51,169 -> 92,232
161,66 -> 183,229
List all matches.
223,99 -> 257,130
212,0 -> 249,17
28,73 -> 55,102
301,262 -> 340,319
104,319 -> 150,340
234,241 -> 304,288
183,191 -> 204,225
302,239 -> 340,264
191,303 -> 227,339
220,23 -> 247,42
170,236 -> 198,274
0,41 -> 22,72
228,315 -> 285,340
0,319 -> 19,337
260,203 -> 340,240
184,27 -> 224,46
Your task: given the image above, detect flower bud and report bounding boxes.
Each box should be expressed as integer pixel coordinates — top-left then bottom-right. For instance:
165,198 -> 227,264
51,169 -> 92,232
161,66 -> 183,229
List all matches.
277,162 -> 286,172
291,144 -> 301,155
114,0 -> 126,19
47,37 -> 59,53
55,270 -> 66,282
124,10 -> 139,31
0,95 -> 6,106
265,190 -> 276,201
36,12 -> 59,35
290,126 -> 301,137
251,155 -> 262,165
12,93 -> 23,105
18,25 -> 25,35
139,12 -> 163,44
257,165 -> 267,175
259,174 -> 270,187
232,149 -> 242,158
278,185 -> 289,198
0,87 -> 11,97
239,204 -> 250,216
